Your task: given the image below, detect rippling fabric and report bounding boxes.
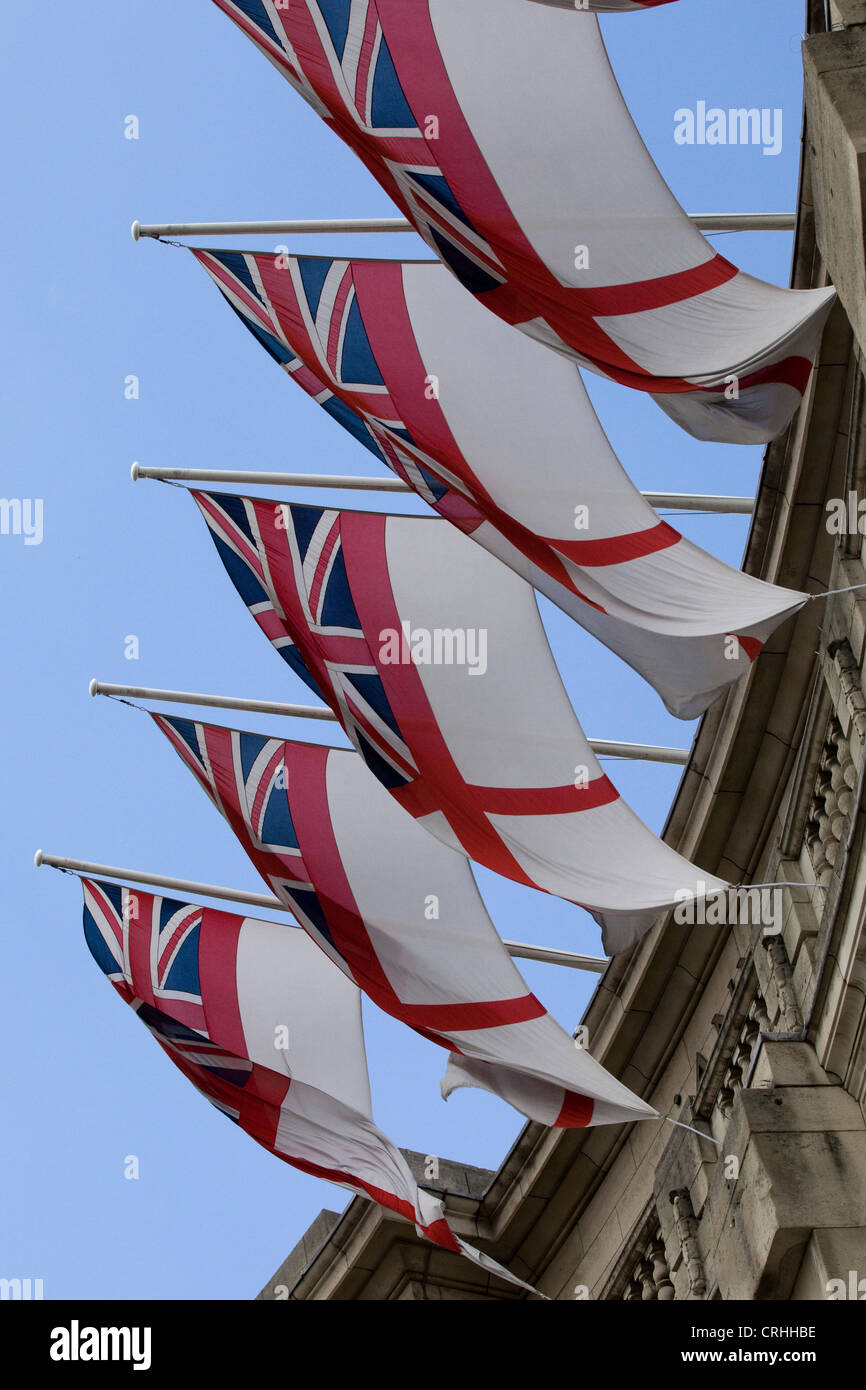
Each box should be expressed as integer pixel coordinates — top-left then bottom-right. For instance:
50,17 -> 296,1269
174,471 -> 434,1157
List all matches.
193,247 -> 808,718
209,0 -> 835,442
190,490 -> 729,951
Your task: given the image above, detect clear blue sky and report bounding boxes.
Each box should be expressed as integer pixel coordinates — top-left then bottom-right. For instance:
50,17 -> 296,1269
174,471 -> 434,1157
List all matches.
1,1 -> 809,1298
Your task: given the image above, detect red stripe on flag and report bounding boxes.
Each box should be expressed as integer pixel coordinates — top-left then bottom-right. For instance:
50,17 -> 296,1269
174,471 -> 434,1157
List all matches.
214,1 -> 810,407
354,6 -> 381,121
350,261 -> 607,611
373,0 -> 734,388
397,992 -> 546,1032
152,715 -> 567,1074
250,496 -> 418,784
294,363 -> 330,395
268,742 -> 404,1011
340,512 -> 540,886
194,251 -> 274,334
733,633 -> 763,662
255,608 -> 292,643
272,1150 -> 461,1253
326,270 -> 354,377
128,896 -> 157,1006
554,520 -> 680,567
248,744 -> 287,843
308,523 -> 342,621
197,908 -> 247,1059
579,256 -> 738,319
157,907 -> 203,988
210,1 -> 301,82
409,189 -> 505,279
467,777 -> 619,817
83,879 -> 125,959
391,774 -> 618,820
194,491 -> 269,586
553,1089 -> 595,1128
731,355 -> 813,396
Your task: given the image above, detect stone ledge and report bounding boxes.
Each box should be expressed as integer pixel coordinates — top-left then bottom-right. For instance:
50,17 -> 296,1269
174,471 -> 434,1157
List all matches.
737,1085 -> 865,1134
804,27 -> 866,355
831,0 -> 866,27
792,1225 -> 866,1297
751,1039 -> 834,1088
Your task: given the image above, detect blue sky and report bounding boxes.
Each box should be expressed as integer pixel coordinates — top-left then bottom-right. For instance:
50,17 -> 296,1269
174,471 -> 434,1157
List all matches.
1,1 -> 809,1299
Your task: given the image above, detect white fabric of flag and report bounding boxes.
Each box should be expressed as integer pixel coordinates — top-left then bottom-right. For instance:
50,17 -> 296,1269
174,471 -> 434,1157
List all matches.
190,489 -> 730,952
80,876 -> 538,1291
194,247 -> 809,719
209,0 -> 835,444
153,714 -> 658,1124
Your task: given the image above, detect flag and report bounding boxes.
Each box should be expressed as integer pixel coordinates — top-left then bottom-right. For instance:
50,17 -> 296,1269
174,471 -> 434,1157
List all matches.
80,876 -> 539,1292
152,717 -> 657,1123
208,0 -> 835,443
187,490 -> 728,950
193,247 -> 807,718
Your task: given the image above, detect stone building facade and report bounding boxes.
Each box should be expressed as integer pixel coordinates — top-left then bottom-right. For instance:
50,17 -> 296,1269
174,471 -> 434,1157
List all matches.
258,1 -> 866,1301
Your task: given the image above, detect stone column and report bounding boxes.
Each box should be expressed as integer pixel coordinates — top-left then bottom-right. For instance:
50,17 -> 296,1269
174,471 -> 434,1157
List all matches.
699,1042 -> 866,1299
804,20 -> 866,356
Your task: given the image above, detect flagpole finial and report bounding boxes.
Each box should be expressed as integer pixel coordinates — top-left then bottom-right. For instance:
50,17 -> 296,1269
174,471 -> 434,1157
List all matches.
34,849 -> 44,868
88,679 -> 98,698
130,461 -> 141,482
131,220 -> 141,242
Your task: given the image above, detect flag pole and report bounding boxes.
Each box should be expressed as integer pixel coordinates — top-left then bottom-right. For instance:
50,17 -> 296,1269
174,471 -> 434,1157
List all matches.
130,463 -> 754,515
90,678 -> 337,722
131,213 -> 796,241
34,851 -> 609,974
89,680 -> 692,765
132,463 -> 413,493
34,850 -> 296,915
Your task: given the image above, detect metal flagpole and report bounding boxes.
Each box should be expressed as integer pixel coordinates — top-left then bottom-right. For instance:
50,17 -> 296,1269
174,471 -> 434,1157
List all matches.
641,492 -> 753,516
131,213 -> 796,241
131,463 -> 413,493
35,850 -> 295,915
35,851 -> 609,974
585,739 -> 689,766
89,680 -> 692,765
90,679 -> 337,722
130,463 -> 754,515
